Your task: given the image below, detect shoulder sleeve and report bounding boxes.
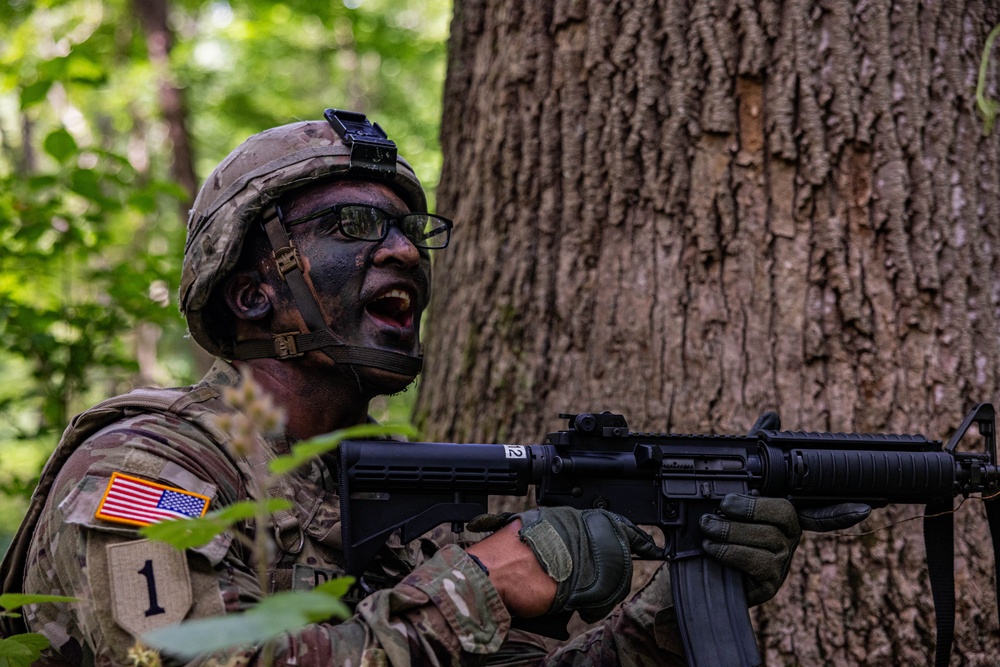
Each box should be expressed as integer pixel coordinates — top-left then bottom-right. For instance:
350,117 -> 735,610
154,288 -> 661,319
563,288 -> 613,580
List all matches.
22,413 -> 241,664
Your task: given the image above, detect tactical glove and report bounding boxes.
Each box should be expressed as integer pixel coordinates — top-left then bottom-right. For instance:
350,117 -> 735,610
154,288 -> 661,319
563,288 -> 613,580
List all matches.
700,494 -> 871,606
700,494 -> 800,606
470,507 -> 663,622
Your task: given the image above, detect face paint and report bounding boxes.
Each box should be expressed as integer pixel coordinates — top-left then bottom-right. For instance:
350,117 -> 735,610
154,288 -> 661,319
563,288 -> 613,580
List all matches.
277,179 -> 432,369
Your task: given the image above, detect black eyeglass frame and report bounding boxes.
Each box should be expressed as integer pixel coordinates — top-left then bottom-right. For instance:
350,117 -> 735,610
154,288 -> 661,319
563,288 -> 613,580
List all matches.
275,203 -> 453,250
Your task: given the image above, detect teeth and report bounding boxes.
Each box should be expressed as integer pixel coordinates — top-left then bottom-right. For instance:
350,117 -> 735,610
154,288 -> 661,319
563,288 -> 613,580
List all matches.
376,289 -> 411,311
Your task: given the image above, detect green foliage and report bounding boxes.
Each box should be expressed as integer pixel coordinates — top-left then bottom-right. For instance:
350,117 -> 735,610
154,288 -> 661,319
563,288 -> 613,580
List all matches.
0,633 -> 50,667
140,498 -> 294,550
0,0 -> 448,659
142,581 -> 353,659
0,593 -> 77,664
0,0 -> 450,542
0,593 -> 78,615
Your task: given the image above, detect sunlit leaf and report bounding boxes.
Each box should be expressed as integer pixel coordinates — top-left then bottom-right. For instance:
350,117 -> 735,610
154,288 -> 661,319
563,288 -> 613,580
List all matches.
314,576 -> 355,598
0,633 -> 50,667
269,422 -> 419,475
65,56 -> 106,85
0,594 -> 77,612
142,585 -> 352,658
140,498 -> 293,550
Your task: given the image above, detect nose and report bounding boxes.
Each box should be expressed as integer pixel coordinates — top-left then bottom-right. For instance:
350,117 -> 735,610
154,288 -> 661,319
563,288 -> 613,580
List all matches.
373,224 -> 421,268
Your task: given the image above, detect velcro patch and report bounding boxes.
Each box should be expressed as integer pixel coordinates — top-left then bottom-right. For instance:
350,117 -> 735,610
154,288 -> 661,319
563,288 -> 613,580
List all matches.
107,539 -> 193,637
521,520 -> 573,582
95,472 -> 210,527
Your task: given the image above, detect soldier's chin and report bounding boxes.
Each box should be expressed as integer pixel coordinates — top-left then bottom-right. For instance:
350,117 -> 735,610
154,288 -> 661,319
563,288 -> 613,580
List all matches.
357,365 -> 418,397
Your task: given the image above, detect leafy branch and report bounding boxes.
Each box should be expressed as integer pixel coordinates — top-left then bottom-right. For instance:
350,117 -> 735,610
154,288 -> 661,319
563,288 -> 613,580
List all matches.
0,594 -> 77,667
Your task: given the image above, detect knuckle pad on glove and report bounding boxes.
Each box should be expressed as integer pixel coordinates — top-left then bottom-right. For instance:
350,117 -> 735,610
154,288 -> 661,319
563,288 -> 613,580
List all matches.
721,523 -> 788,553
699,515 -> 731,541
743,496 -> 800,529
720,493 -> 757,520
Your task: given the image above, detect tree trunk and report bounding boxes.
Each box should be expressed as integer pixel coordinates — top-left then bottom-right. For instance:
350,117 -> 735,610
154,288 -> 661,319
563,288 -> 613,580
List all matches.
420,0 -> 1000,663
132,0 -> 198,209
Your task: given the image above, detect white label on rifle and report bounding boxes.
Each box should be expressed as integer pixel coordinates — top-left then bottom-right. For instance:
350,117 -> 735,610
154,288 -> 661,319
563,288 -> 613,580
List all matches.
504,445 -> 526,459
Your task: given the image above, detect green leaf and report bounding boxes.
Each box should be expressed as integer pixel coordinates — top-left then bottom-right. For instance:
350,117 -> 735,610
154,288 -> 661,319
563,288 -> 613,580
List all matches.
142,586 -> 352,658
0,594 -> 77,613
68,168 -> 102,203
0,633 -> 50,667
213,498 -> 294,523
269,422 -> 419,475
977,23 -> 1000,136
19,81 -> 51,109
140,498 -> 293,550
314,576 -> 356,598
42,129 -> 78,163
65,56 -> 106,85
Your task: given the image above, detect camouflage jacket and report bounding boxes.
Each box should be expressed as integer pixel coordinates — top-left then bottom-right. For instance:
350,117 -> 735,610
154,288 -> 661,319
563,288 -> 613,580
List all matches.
3,360 -> 685,666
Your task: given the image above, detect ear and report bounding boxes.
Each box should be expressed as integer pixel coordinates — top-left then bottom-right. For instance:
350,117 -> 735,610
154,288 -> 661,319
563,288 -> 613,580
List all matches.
224,270 -> 271,321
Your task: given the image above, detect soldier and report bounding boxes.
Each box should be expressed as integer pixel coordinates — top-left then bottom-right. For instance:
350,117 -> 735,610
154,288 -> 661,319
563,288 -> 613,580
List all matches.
0,109 -> 863,665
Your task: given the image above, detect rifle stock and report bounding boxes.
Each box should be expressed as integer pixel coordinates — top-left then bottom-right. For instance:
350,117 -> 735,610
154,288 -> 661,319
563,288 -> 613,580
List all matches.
336,404 -> 1000,667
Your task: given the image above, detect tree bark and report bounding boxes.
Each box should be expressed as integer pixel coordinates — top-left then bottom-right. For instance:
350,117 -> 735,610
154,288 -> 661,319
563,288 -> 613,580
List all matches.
420,0 -> 1000,663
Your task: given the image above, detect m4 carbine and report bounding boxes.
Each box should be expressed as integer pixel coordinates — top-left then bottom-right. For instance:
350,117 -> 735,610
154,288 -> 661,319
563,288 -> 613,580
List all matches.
336,403 -> 1000,667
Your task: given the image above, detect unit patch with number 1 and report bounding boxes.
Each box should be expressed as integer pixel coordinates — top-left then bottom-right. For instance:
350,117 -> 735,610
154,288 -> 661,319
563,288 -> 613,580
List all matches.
107,539 -> 193,636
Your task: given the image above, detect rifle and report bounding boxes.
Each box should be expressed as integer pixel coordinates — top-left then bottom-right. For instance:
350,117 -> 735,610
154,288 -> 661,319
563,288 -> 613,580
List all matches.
336,403 -> 1000,667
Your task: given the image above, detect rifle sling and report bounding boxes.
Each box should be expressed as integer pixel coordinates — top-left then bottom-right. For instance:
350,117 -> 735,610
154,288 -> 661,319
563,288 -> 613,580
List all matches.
923,501 -> 955,667
985,498 -> 1000,647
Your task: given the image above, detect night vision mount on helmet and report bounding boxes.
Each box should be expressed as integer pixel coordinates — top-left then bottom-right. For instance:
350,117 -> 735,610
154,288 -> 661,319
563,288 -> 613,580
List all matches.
180,109 -> 428,379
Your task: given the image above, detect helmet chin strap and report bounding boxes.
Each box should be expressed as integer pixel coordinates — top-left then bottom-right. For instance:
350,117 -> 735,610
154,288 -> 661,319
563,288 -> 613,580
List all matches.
231,210 -> 423,378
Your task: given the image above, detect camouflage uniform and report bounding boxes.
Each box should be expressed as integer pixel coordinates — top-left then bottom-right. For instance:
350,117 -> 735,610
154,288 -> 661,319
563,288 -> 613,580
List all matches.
6,359 -> 685,666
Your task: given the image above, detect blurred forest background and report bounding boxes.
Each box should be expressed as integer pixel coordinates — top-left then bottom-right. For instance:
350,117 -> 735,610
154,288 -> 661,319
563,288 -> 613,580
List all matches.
0,0 -> 451,551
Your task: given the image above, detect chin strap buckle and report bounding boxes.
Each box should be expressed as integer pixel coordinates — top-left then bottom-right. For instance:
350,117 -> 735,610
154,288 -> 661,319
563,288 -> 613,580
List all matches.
274,332 -> 302,359
274,242 -> 303,275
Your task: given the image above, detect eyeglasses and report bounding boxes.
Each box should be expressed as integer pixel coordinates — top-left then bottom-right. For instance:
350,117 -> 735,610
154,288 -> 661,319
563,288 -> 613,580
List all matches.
276,203 -> 453,250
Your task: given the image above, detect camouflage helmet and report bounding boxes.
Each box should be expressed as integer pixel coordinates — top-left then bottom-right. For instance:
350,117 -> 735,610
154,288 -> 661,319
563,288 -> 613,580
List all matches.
179,111 -> 427,358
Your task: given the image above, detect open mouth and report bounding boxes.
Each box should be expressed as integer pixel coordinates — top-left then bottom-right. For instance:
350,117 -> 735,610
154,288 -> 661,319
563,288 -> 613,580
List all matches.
365,288 -> 415,330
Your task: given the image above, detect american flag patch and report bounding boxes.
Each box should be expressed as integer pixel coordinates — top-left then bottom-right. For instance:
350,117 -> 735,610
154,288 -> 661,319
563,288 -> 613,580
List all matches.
95,472 -> 211,527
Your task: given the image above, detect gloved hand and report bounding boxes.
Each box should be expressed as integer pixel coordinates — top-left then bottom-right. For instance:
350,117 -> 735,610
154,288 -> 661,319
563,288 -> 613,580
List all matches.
714,412 -> 873,604
469,507 -> 664,622
700,494 -> 871,606
700,494 -> 798,606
